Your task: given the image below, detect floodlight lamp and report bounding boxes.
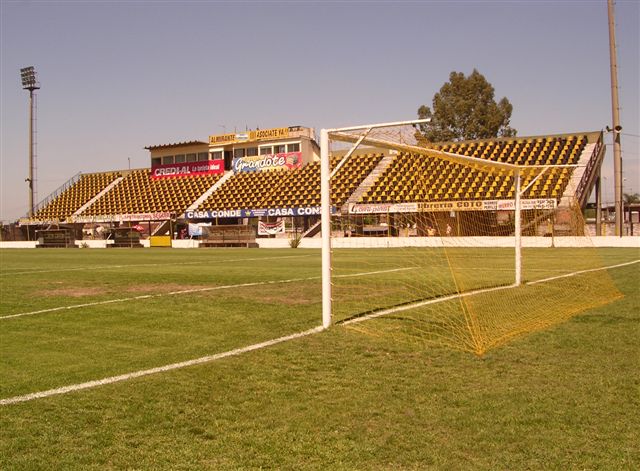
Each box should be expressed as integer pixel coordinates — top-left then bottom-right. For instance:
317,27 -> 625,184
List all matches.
605,125 -> 623,134
20,66 -> 39,90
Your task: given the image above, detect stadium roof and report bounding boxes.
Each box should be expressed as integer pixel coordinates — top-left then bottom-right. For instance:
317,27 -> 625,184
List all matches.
329,130 -> 593,178
144,140 -> 208,151
423,130 -> 603,147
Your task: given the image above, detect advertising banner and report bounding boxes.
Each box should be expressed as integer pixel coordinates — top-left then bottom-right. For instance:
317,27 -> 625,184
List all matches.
209,127 -> 290,146
184,206 -> 332,219
348,203 -> 418,214
151,160 -> 224,179
233,152 -> 302,173
72,212 -> 171,223
348,199 -> 557,214
188,223 -> 203,237
258,220 -> 286,235
495,199 -> 557,211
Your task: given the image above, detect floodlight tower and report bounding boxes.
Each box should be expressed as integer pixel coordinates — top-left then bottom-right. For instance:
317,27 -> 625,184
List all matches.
607,0 -> 623,236
20,66 -> 40,218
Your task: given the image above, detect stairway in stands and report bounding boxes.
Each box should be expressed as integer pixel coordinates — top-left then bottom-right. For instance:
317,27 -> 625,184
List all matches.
560,142 -> 597,207
72,176 -> 124,219
342,153 -> 396,211
186,171 -> 234,212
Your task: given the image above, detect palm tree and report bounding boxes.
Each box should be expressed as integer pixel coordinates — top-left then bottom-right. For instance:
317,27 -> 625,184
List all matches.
623,192 -> 640,204
623,193 -> 639,236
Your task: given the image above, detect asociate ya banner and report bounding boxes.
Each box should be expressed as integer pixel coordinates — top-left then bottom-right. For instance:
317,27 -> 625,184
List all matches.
151,160 -> 224,179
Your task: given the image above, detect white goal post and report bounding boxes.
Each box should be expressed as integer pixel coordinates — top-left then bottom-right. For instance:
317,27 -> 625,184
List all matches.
319,120 -> 579,329
320,120 -> 430,328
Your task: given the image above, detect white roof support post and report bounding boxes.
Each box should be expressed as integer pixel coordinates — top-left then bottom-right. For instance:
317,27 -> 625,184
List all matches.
514,168 -> 523,286
320,128 -> 332,329
329,130 -> 370,180
520,165 -> 550,195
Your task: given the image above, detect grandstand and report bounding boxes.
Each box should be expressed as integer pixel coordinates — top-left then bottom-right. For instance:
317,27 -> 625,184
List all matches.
80,169 -> 223,218
14,126 -> 609,243
361,134 -> 587,204
32,171 -> 122,221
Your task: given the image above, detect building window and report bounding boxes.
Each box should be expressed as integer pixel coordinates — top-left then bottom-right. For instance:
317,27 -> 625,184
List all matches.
260,146 -> 273,155
152,157 -> 161,167
246,147 -> 258,156
210,151 -> 223,160
234,148 -> 246,158
175,154 -> 186,163
186,153 -> 198,162
274,144 -> 286,154
162,155 -> 174,165
287,142 -> 300,152
198,152 -> 208,161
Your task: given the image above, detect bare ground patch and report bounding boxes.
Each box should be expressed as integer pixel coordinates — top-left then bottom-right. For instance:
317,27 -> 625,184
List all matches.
35,286 -> 107,298
229,283 -> 321,306
124,283 -> 214,294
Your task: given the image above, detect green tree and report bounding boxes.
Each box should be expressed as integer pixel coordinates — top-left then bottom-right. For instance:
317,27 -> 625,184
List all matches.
417,69 -> 517,143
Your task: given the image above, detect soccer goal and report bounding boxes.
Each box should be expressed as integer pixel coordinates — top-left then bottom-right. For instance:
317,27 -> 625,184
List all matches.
320,120 -> 621,355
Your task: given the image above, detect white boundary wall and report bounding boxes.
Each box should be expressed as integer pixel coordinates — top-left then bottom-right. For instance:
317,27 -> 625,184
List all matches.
257,236 -> 640,248
259,236 -> 639,249
2,236 -> 638,249
172,239 -> 200,249
0,241 -> 39,249
74,240 -> 113,249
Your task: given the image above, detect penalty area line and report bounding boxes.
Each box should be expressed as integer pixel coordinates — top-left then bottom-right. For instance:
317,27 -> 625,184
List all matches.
1,266 -> 414,321
0,326 -> 324,406
0,277 -> 315,320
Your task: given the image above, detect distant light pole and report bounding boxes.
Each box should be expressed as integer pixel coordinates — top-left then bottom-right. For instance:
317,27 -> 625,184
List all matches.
20,66 -> 40,218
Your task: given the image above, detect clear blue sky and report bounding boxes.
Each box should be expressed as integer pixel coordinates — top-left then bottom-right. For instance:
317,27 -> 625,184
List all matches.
1,0 -> 638,222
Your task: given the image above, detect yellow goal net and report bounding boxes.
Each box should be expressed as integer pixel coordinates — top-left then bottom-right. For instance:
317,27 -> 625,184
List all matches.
321,121 -> 622,355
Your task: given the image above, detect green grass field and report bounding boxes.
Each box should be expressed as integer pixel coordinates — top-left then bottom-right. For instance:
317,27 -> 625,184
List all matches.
1,247 -> 638,469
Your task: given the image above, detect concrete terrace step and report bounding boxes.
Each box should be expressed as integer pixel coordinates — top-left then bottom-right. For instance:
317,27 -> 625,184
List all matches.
186,171 -> 234,212
343,154 -> 396,211
560,142 -> 595,207
72,176 -> 124,218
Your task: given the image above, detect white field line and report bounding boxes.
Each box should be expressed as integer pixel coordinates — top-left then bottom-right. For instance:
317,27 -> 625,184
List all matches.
1,260 -> 636,406
526,259 -> 639,285
0,326 -> 324,406
0,277 -> 314,320
333,267 -> 413,278
342,258 -> 640,326
341,284 -> 512,326
0,267 -> 415,321
0,254 -> 314,276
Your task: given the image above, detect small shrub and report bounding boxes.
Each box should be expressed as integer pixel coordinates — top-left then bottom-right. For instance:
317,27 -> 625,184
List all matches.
289,231 -> 303,249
